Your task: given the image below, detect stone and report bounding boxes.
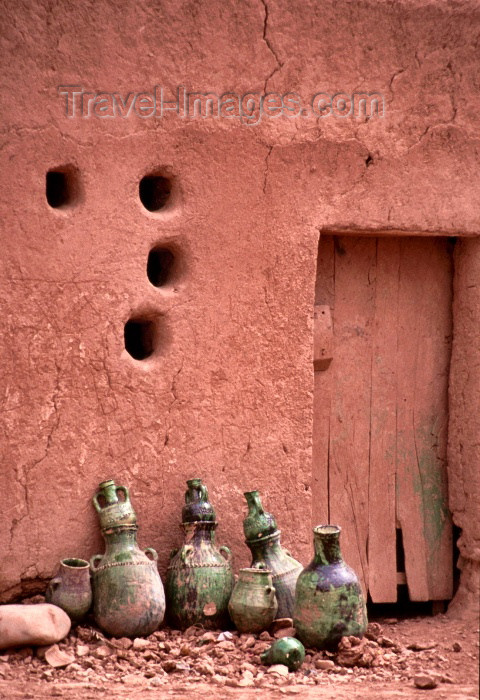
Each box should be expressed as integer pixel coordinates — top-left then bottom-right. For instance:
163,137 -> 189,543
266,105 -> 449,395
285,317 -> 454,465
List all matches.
44,644 -> 75,668
132,638 -> 150,651
76,644 -> 90,657
0,605 -> 71,649
414,674 -> 439,689
270,618 -> 294,633
274,627 -> 296,639
217,631 -> 233,641
452,642 -> 462,652
267,664 -> 289,677
408,641 -> 437,651
237,670 -> 255,687
314,659 -> 335,670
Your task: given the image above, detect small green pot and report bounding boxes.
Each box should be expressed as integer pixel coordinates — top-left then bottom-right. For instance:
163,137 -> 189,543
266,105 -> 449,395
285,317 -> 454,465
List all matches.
261,637 -> 305,671
228,568 -> 278,634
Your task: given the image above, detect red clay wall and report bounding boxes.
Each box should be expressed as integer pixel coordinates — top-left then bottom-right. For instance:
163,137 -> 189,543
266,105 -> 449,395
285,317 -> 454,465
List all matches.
0,0 -> 479,612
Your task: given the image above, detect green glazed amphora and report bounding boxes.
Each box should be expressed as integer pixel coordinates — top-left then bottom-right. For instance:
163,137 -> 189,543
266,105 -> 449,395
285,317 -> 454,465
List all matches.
243,490 -> 302,619
166,520 -> 233,630
293,525 -> 368,649
228,567 -> 278,634
261,637 -> 305,671
182,478 -> 216,523
93,479 -> 137,530
91,480 -> 165,637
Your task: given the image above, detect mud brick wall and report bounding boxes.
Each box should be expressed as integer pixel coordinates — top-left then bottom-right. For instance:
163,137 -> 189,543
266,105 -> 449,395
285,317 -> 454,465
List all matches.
0,0 -> 479,614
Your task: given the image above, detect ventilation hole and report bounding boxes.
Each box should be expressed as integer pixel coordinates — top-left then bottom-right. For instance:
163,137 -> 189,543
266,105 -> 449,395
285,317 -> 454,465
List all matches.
147,247 -> 176,287
46,167 -> 80,208
124,318 -> 156,360
139,175 -> 171,211
396,527 -> 405,573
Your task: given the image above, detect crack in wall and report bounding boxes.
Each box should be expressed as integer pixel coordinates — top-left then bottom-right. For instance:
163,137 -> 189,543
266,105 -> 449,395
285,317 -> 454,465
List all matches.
260,0 -> 283,92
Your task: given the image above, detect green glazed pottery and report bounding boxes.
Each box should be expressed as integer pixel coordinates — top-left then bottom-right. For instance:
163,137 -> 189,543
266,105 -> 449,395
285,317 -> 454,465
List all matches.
91,480 -> 165,637
182,478 -> 216,522
293,525 -> 368,649
45,558 -> 92,622
261,637 -> 305,671
228,567 -> 278,633
166,520 -> 234,630
243,490 -> 302,619
93,479 -> 137,530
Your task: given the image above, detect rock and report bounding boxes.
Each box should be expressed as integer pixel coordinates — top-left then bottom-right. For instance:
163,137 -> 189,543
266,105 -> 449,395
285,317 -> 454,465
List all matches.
238,670 -> 255,687
132,638 -> 150,651
270,619 -> 293,633
414,674 -> 439,689
452,642 -> 462,652
267,664 -> 289,677
44,644 -> 75,668
408,641 -> 437,651
0,604 -> 71,650
216,640 -> 235,651
274,627 -> 296,639
94,644 -> 113,658
336,636 -> 378,668
378,636 -> 395,648
217,631 -> 233,641
365,622 -> 383,641
259,631 -> 273,641
198,661 -> 215,676
76,644 -> 90,657
315,659 -> 335,670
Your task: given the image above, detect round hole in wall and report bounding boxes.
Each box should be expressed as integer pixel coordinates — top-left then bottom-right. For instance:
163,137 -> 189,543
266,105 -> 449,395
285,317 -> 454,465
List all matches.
46,166 -> 81,208
139,174 -> 172,211
124,317 -> 158,360
147,247 -> 176,287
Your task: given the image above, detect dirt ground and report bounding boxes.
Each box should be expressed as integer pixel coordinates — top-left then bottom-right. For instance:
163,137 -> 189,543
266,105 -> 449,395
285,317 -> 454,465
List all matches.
0,608 -> 478,699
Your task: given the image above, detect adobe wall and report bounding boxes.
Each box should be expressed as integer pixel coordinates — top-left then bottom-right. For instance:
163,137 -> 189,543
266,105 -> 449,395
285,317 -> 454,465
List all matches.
0,0 -> 479,613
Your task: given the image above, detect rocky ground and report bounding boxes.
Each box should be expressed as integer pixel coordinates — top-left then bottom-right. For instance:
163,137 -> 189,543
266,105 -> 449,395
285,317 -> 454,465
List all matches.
0,599 -> 478,699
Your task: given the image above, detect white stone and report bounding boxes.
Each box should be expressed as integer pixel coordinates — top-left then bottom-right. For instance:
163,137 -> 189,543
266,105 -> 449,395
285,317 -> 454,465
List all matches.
0,604 -> 71,650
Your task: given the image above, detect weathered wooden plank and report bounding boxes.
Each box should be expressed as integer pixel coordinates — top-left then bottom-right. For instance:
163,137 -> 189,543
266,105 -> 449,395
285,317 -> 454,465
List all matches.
312,236 -> 335,525
396,238 -> 430,601
395,238 -> 452,601
368,238 -> 399,602
328,236 -> 376,594
405,239 -> 453,600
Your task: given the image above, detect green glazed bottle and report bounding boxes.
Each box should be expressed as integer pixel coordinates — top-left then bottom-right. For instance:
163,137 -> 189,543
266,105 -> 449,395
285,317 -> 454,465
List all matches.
293,525 -> 368,649
228,567 -> 278,634
261,637 -> 305,671
243,490 -> 302,619
91,480 -> 165,638
182,478 -> 216,523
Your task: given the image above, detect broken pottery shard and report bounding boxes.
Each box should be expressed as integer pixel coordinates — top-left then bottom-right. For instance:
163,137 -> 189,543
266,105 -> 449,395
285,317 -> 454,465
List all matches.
0,604 -> 71,650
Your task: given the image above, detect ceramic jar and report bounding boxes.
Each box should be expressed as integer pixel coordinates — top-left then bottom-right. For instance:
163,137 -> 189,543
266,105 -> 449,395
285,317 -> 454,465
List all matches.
166,520 -> 234,630
293,525 -> 368,649
91,479 -> 165,637
261,637 -> 305,671
182,478 -> 215,523
228,568 -> 278,633
243,490 -> 302,619
45,558 -> 92,622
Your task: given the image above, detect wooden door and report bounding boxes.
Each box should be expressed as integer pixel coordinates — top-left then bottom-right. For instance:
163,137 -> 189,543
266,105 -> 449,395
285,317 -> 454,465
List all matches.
313,236 -> 453,603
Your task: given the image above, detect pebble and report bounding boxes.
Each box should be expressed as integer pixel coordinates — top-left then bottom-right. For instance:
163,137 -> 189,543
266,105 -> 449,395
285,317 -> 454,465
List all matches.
452,641 -> 462,652
132,638 -> 150,651
414,674 -> 439,689
44,644 -> 75,668
408,642 -> 437,651
315,659 -> 335,670
267,664 -> 290,677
